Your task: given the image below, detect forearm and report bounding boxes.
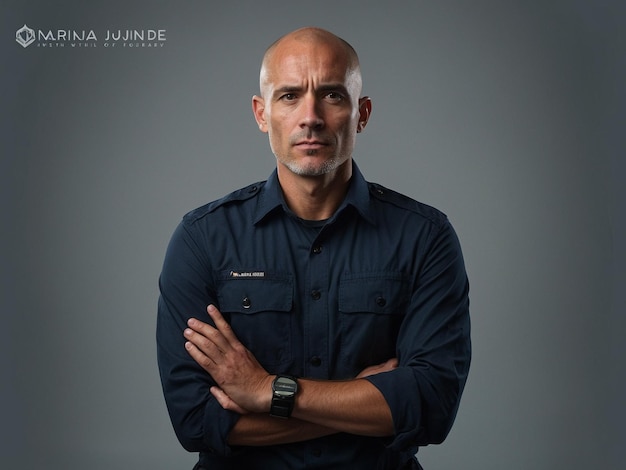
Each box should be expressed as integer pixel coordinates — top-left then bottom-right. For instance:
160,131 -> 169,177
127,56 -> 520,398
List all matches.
291,378 -> 394,437
228,377 -> 393,446
227,414 -> 336,446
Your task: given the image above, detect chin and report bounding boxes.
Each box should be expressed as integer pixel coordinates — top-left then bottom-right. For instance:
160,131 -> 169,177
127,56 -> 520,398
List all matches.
283,156 -> 344,177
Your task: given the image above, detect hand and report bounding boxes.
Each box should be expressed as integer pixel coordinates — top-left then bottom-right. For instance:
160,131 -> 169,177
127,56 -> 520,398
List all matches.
184,304 -> 274,413
356,358 -> 398,378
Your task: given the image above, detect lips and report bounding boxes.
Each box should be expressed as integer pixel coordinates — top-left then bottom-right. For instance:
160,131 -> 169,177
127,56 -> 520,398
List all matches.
294,140 -> 328,149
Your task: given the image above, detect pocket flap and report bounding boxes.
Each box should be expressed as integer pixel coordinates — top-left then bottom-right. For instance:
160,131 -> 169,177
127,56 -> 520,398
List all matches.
339,272 -> 409,314
217,271 -> 293,314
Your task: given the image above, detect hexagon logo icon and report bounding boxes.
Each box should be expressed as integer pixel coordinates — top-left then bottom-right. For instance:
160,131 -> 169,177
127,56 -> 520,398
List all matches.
16,24 -> 36,48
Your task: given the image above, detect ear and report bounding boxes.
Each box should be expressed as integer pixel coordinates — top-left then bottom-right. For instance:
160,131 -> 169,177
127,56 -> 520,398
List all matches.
356,96 -> 372,133
252,95 -> 268,133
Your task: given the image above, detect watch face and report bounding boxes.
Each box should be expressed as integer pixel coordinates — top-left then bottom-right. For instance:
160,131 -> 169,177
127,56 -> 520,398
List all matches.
273,376 -> 297,396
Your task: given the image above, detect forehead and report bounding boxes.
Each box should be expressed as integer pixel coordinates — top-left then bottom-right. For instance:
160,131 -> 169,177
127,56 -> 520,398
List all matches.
265,41 -> 356,87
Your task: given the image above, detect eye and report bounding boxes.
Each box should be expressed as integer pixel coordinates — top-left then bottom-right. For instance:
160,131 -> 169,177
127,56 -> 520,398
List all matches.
325,92 -> 344,102
280,93 -> 297,101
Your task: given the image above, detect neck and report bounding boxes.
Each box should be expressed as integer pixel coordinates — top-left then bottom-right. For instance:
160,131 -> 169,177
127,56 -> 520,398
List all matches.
277,160 -> 352,220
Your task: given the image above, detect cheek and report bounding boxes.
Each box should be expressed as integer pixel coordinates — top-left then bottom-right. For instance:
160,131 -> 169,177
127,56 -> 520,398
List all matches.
267,126 -> 287,156
267,126 -> 282,146
337,122 -> 358,145
332,112 -> 359,137
270,115 -> 292,140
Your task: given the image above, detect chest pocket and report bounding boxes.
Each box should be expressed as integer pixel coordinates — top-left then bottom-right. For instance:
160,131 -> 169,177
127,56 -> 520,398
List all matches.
216,271 -> 294,370
338,272 -> 410,373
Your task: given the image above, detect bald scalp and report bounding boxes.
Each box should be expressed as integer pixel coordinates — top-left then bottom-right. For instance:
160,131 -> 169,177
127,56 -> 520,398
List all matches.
259,27 -> 362,98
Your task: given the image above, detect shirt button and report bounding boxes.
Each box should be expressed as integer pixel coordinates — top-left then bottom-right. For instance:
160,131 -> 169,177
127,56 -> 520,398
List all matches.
376,296 -> 387,307
242,297 -> 251,309
310,356 -> 322,367
312,245 -> 322,254
311,290 -> 321,300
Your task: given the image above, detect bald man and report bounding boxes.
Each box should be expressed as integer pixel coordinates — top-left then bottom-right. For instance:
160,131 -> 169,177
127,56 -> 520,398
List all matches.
157,27 -> 471,470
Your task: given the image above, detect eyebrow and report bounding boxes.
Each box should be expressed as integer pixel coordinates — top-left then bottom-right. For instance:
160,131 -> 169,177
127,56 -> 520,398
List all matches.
272,83 -> 350,98
318,83 -> 350,95
273,86 -> 302,97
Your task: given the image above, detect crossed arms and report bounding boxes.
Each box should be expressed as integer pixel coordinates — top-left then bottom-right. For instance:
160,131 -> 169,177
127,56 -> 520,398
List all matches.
184,304 -> 397,446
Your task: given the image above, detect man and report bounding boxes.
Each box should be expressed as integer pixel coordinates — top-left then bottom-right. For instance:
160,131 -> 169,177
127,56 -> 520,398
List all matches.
157,27 -> 470,469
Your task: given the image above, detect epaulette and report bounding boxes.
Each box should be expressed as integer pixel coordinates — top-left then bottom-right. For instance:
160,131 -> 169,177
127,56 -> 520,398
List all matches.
184,181 -> 265,222
367,182 -> 448,225
206,181 -> 264,212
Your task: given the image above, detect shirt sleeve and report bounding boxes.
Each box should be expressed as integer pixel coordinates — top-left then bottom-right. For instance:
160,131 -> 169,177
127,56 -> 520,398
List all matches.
156,220 -> 239,456
364,218 -> 471,449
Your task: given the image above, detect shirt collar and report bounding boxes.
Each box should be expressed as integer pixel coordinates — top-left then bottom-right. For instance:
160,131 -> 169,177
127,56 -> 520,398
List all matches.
253,160 -> 376,226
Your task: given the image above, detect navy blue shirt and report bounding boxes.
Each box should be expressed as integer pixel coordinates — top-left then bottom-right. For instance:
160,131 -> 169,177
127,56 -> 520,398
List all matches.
157,162 -> 471,469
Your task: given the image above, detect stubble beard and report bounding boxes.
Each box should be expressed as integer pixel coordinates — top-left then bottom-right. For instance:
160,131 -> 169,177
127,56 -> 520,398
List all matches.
278,153 -> 343,176
270,129 -> 353,177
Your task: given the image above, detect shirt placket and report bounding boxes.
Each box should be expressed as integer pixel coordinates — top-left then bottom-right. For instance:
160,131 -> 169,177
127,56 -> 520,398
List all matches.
304,230 -> 329,380
302,228 -> 331,465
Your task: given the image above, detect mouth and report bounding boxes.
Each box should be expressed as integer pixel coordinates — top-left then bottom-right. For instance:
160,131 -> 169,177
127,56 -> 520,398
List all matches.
294,140 -> 328,150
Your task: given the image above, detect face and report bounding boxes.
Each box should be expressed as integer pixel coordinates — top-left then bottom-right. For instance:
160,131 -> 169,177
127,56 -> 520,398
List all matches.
253,37 -> 371,178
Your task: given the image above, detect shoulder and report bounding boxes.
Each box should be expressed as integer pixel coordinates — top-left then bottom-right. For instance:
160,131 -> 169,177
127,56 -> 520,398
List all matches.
182,181 -> 265,225
367,182 -> 449,228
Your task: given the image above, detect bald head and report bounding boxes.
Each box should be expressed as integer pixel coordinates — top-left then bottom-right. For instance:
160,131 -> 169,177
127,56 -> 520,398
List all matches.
251,27 -> 372,184
259,27 -> 362,98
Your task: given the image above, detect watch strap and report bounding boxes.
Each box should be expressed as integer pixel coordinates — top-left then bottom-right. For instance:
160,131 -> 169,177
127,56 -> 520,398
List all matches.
270,375 -> 298,418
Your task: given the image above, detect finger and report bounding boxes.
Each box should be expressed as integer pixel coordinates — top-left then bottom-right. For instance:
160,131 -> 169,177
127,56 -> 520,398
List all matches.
386,358 -> 399,368
185,340 -> 217,372
210,386 -> 249,414
186,316 -> 231,354
356,357 -> 399,378
376,358 -> 398,373
207,304 -> 241,345
183,324 -> 229,363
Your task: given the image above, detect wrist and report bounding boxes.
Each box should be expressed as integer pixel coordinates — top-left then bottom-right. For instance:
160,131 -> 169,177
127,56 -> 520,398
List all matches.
255,374 -> 276,413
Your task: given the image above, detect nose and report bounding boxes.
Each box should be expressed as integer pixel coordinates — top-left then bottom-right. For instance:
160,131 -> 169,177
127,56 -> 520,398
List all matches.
299,95 -> 324,130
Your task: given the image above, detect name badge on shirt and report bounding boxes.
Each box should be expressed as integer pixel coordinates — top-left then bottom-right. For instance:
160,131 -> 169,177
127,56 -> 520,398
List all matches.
229,271 -> 265,278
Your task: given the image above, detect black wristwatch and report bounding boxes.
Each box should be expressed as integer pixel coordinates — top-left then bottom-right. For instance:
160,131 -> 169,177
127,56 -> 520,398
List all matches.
270,375 -> 298,418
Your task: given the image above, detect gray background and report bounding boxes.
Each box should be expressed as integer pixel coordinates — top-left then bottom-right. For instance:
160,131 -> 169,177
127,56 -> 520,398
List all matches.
2,1 -> 624,468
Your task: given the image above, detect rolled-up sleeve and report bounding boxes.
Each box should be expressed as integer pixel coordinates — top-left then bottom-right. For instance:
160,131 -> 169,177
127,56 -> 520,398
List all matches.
156,219 -> 238,456
365,219 -> 471,449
